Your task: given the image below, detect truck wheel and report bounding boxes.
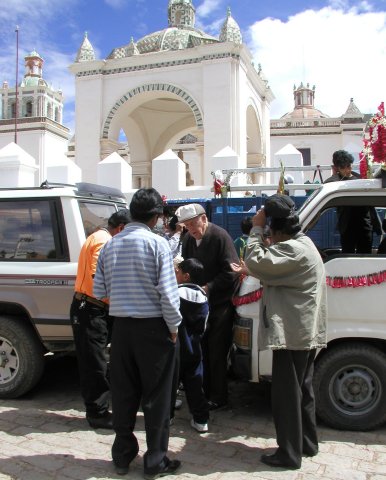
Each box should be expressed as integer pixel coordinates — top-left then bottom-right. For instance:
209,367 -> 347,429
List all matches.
314,343 -> 386,431
0,316 -> 45,398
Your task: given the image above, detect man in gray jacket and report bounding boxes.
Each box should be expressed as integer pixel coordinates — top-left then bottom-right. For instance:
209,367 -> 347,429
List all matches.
243,194 -> 327,470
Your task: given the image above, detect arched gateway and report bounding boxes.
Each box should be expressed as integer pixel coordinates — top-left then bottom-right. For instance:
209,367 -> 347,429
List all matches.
70,0 -> 274,195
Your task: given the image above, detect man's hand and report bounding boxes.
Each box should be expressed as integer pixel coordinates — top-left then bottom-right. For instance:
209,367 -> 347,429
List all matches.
170,332 -> 178,343
230,259 -> 249,275
252,208 -> 267,228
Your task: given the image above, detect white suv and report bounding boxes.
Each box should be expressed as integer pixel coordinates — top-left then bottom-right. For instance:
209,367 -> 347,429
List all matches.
0,182 -> 127,398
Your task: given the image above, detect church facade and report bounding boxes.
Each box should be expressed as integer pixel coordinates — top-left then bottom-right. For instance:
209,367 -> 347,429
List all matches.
69,0 -> 274,196
270,83 -> 369,182
0,50 -> 70,185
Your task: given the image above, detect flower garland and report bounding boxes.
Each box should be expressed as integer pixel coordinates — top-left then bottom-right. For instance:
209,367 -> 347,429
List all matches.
360,102 -> 386,178
232,287 -> 263,306
326,270 -> 386,288
232,270 -> 385,308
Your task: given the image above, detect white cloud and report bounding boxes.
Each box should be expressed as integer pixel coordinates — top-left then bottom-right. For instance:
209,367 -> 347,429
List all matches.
248,6 -> 386,117
196,0 -> 223,18
195,0 -> 227,35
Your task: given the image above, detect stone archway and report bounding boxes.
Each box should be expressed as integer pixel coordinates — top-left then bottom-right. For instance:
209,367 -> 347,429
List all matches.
100,83 -> 204,187
246,102 -> 264,184
102,83 -> 203,139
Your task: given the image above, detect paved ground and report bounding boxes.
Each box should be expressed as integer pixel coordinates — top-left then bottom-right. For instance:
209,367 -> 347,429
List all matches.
1,355 -> 386,480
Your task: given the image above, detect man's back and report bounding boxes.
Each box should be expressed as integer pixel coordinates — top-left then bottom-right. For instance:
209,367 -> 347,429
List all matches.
94,222 -> 181,329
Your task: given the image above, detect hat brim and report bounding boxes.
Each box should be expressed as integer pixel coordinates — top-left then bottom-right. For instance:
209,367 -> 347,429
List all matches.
177,213 -> 203,224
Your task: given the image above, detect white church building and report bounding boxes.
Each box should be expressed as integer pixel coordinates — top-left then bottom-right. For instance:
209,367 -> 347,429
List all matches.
69,0 -> 274,198
0,0 -> 371,195
270,83 -> 369,184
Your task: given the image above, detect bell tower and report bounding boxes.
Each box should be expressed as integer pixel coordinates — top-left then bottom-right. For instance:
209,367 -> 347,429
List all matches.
0,49 -> 70,184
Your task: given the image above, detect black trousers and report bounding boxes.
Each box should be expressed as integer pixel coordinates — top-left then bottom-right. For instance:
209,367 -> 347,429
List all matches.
202,302 -> 234,405
341,228 -> 372,254
70,296 -> 112,418
271,349 -> 318,468
110,317 -> 176,473
179,327 -> 209,423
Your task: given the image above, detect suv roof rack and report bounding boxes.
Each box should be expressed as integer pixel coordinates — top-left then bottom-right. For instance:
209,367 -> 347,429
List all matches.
40,180 -> 126,201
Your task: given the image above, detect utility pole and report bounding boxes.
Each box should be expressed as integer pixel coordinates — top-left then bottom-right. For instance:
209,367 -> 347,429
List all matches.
14,26 -> 19,144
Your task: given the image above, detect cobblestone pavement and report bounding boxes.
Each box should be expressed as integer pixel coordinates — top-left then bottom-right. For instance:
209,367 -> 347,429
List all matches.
1,355 -> 386,480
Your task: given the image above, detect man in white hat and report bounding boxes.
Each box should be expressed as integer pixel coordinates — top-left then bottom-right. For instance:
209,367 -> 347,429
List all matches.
175,203 -> 239,410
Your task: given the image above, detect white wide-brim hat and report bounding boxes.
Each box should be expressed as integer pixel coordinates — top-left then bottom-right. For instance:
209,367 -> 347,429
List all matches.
175,203 -> 205,223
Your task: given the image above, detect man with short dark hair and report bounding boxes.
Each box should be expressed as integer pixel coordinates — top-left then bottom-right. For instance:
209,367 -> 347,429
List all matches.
324,149 -> 379,253
94,188 -> 182,479
70,209 -> 131,430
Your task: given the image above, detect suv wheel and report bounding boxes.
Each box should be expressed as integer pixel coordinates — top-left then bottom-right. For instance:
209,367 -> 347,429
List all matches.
314,343 -> 386,431
0,316 -> 45,398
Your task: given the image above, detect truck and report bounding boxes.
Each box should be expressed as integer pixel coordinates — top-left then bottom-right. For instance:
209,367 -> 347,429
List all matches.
230,177 -> 386,431
0,182 -> 127,398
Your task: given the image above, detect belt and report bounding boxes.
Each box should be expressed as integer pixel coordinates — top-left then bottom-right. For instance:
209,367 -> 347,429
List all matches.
74,292 -> 108,310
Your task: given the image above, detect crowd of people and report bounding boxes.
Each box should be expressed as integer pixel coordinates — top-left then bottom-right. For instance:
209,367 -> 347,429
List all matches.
70,149 -> 384,477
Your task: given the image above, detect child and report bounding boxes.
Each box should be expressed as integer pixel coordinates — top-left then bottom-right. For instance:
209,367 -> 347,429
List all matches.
173,258 -> 210,433
233,216 -> 253,259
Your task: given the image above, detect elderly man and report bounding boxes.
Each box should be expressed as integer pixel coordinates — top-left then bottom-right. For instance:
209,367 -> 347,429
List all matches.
94,188 -> 182,479
233,194 -> 327,470
175,203 -> 239,410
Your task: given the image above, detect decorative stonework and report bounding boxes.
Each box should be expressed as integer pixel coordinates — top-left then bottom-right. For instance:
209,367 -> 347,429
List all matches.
76,52 -> 240,78
102,83 -> 204,138
168,0 -> 195,28
219,8 -> 242,44
75,32 -> 96,62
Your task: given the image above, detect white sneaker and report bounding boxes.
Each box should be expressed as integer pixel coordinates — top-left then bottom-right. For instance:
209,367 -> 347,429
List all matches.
190,418 -> 208,433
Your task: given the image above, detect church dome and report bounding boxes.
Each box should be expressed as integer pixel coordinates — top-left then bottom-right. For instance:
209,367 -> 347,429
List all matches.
107,0 -> 218,59
20,76 -> 47,87
281,83 -> 329,119
75,32 -> 96,62
136,27 -> 218,54
219,7 -> 242,44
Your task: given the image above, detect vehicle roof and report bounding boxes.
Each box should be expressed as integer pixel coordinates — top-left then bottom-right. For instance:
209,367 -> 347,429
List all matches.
0,182 -> 127,203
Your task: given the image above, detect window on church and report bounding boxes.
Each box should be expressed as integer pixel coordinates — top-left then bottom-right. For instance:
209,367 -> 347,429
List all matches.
55,107 -> 60,122
26,101 -> 33,117
47,103 -> 53,119
298,148 -> 311,166
11,102 -> 17,118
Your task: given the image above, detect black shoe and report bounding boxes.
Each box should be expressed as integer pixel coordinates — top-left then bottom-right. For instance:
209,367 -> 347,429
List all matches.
260,452 -> 300,470
86,412 -> 113,430
143,459 -> 181,479
114,463 -> 129,475
207,401 -> 227,411
303,448 -> 318,457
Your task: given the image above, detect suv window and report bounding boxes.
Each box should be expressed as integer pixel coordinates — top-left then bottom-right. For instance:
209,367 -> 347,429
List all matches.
78,201 -> 118,237
0,200 -> 58,260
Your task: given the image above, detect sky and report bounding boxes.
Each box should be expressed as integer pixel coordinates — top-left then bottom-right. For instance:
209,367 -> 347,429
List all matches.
0,0 -> 385,135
